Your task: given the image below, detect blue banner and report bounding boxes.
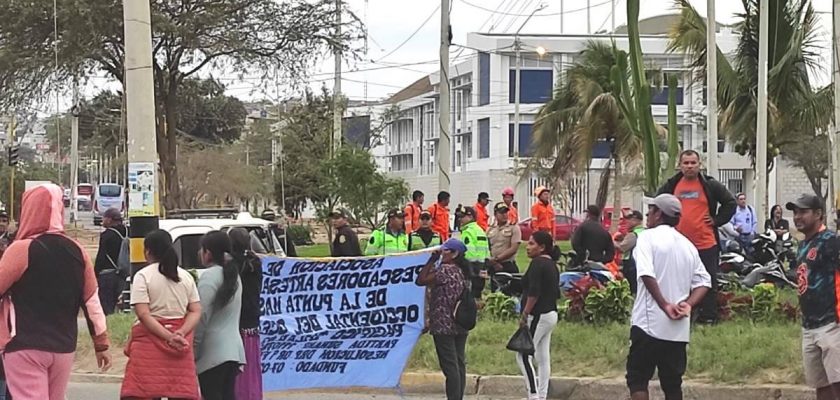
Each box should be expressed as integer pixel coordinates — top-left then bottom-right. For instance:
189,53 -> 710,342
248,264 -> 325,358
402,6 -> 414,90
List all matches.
259,251 -> 431,391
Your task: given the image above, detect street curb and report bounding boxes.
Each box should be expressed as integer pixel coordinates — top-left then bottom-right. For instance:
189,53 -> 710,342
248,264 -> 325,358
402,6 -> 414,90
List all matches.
70,371 -> 815,399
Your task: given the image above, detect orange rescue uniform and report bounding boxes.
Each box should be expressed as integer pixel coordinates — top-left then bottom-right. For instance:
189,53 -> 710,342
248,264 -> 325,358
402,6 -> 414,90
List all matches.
506,204 -> 519,224
404,202 -> 422,233
474,202 -> 489,231
427,202 -> 450,240
530,201 -> 555,236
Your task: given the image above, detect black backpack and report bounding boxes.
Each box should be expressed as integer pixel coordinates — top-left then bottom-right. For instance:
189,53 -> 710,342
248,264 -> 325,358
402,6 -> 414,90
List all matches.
453,281 -> 477,331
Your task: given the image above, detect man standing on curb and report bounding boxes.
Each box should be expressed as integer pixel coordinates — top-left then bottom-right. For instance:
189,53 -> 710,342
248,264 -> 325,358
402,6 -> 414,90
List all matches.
627,194 -> 711,400
658,150 -> 735,323
786,194 -> 840,400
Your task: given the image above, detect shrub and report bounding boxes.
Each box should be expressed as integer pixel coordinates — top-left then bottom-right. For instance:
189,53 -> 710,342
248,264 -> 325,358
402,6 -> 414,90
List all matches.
482,292 -> 518,321
287,225 -> 314,245
584,279 -> 633,324
750,283 -> 779,322
563,275 -> 602,321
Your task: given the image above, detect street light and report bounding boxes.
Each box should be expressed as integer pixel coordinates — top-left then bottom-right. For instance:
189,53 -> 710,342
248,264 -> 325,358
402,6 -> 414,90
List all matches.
535,46 -> 547,57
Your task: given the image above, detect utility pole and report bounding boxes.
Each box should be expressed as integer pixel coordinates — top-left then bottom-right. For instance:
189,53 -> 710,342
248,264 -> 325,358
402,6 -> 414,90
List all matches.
513,5 -> 547,161
832,0 -> 840,227
560,0 -> 564,34
438,0 -> 451,192
332,0 -> 343,155
70,79 -> 80,226
755,0 -> 769,225
123,0 -> 159,273
611,0 -> 616,33
587,0 -> 591,34
706,0 -> 718,178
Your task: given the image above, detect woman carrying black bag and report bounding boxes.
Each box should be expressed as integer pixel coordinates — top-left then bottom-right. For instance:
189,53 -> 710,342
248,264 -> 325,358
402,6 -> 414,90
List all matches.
517,231 -> 560,400
416,238 -> 471,400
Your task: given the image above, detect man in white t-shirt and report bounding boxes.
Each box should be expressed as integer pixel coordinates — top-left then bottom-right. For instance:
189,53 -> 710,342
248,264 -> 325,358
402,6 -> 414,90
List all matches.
626,194 -> 712,400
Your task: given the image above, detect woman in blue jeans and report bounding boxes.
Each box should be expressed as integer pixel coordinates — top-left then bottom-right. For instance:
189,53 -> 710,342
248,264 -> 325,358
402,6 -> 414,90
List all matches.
416,239 -> 470,400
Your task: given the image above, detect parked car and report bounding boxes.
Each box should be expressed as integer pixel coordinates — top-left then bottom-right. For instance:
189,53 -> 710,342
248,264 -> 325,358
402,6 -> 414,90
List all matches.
76,183 -> 94,211
93,183 -> 125,226
518,215 -> 581,241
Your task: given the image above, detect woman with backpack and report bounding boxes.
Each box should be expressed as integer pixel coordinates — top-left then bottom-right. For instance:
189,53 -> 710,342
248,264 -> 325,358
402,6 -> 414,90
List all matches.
517,231 -> 560,400
121,229 -> 201,400
229,228 -> 264,400
416,238 -> 471,400
194,231 -> 245,400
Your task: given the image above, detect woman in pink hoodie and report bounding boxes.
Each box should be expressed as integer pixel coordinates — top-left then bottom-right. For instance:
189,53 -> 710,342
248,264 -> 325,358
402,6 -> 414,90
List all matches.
0,183 -> 111,400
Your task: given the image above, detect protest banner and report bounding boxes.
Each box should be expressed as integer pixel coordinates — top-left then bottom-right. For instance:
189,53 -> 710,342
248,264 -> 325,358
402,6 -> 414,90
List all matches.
260,250 -> 432,391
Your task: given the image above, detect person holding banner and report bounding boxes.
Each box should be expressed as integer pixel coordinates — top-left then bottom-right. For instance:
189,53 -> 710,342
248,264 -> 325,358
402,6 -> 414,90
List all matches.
408,210 -> 442,250
365,209 -> 409,255
460,207 -> 491,299
229,228 -> 264,400
416,239 -> 471,400
195,231 -> 245,400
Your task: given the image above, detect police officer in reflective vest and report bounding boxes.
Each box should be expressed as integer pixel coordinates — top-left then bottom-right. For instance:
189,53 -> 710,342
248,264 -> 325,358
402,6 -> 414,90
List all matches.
408,210 -> 441,250
365,208 -> 409,255
613,210 -> 645,295
460,206 -> 491,299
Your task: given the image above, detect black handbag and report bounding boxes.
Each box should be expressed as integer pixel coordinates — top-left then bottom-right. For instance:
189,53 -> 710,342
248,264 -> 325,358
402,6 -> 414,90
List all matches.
453,282 -> 477,331
506,326 -> 535,355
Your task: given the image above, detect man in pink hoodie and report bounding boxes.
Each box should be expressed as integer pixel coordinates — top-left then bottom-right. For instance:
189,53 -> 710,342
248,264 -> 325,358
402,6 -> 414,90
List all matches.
0,183 -> 111,400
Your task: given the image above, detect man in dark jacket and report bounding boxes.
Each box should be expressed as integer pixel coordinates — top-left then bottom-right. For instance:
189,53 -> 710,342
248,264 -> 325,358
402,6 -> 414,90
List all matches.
571,205 -> 615,266
657,149 -> 737,323
94,208 -> 127,315
330,210 -> 362,257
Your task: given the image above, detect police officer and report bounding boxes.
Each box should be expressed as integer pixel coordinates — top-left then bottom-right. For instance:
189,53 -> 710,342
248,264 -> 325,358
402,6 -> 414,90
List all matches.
366,209 -> 409,255
408,210 -> 442,250
330,209 -> 362,257
460,206 -> 491,299
614,210 -> 645,295
261,209 -> 298,257
487,202 -> 522,291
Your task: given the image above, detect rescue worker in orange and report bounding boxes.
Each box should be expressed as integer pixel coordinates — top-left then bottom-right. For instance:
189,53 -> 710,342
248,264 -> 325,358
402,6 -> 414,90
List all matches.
475,192 -> 491,231
530,186 -> 555,236
502,187 -> 518,224
404,190 -> 424,233
427,191 -> 452,241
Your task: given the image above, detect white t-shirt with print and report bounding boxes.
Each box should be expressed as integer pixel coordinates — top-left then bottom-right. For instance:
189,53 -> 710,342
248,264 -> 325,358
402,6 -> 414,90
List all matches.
631,225 -> 712,343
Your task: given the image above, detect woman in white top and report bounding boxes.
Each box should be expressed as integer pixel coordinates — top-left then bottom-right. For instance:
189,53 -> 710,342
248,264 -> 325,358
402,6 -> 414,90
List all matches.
120,229 -> 202,400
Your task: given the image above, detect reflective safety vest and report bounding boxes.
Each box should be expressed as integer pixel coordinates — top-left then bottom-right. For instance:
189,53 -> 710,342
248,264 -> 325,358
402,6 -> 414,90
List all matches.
408,230 -> 442,251
622,226 -> 646,260
365,229 -> 409,255
460,222 -> 490,262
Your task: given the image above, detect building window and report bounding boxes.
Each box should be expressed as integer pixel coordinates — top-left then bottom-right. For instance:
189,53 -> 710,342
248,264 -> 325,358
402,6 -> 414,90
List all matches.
507,123 -> 534,157
464,134 -> 473,159
650,86 -> 684,105
479,118 -> 490,159
479,52 -> 490,106
509,70 -> 553,104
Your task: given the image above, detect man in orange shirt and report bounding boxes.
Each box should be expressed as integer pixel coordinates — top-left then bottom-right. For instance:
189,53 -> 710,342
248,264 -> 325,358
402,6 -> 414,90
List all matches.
404,190 -> 424,233
530,186 -> 555,237
658,149 -> 736,323
502,187 -> 518,224
474,192 -> 490,231
427,191 -> 451,241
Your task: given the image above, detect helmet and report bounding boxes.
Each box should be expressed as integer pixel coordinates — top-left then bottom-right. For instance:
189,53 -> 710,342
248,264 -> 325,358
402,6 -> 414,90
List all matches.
502,187 -> 515,196
724,240 -> 742,254
534,186 -> 549,197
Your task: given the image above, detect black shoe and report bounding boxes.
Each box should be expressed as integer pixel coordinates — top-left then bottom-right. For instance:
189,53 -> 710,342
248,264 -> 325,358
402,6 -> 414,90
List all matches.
695,317 -> 717,325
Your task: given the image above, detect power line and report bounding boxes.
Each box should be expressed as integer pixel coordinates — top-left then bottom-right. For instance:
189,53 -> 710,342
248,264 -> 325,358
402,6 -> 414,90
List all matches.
461,0 -> 614,18
374,4 -> 441,62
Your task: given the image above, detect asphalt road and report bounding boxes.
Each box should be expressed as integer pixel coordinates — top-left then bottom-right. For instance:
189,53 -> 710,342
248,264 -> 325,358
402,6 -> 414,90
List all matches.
66,383 -> 518,399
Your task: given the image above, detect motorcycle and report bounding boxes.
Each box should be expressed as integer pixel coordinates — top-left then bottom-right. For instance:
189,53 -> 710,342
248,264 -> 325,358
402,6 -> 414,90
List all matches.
491,251 -> 615,298
717,229 -> 796,289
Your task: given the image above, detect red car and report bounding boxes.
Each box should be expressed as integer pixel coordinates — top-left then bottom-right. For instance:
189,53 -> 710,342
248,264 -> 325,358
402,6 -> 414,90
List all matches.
518,215 -> 581,241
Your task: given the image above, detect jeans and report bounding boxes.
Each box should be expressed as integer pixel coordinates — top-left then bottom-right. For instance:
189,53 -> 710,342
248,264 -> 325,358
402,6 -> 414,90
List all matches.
516,311 -> 558,400
198,361 -> 240,400
697,247 -> 720,322
433,334 -> 468,400
97,270 -> 122,315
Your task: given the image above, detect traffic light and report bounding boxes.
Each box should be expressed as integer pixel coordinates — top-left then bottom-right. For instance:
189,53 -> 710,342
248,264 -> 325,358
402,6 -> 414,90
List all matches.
8,146 -> 19,167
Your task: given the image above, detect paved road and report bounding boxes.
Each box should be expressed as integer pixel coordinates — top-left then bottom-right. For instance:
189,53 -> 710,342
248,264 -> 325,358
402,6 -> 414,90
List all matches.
67,383 -> 517,399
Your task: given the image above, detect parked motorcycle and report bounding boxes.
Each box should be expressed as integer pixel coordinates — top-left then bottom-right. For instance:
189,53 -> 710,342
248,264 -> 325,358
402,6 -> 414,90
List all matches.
717,229 -> 796,290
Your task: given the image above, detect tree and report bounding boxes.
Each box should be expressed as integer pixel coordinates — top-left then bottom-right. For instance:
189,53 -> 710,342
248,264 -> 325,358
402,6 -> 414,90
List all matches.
669,0 -> 831,180
178,144 -> 261,209
0,0 -> 362,210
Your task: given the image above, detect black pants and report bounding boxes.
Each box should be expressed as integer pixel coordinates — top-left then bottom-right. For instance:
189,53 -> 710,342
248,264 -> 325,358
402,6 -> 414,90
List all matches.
198,361 -> 240,400
489,261 -> 519,292
469,262 -> 485,299
626,326 -> 687,399
433,334 -> 468,400
97,270 -> 122,315
697,246 -> 720,322
621,258 -> 637,295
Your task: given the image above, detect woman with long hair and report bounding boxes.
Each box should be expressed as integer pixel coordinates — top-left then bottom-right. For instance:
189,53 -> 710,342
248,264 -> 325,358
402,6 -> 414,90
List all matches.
765,204 -> 790,237
229,228 -> 264,400
121,229 -> 201,400
517,230 -> 560,400
194,231 -> 245,400
415,238 -> 470,400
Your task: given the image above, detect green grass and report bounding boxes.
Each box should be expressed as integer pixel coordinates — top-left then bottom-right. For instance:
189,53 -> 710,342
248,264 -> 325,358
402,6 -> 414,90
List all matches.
407,318 -> 803,384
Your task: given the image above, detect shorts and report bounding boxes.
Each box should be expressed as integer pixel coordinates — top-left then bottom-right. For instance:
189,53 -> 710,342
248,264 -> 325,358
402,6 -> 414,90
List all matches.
626,326 -> 687,395
802,323 -> 840,388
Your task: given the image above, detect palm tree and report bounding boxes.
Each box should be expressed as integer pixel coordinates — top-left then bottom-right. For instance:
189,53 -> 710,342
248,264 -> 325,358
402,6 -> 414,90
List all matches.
530,40 -> 643,230
668,0 -> 831,172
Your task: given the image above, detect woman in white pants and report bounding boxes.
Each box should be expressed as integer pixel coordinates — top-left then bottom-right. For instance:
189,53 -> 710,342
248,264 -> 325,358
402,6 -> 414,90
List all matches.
517,230 -> 561,400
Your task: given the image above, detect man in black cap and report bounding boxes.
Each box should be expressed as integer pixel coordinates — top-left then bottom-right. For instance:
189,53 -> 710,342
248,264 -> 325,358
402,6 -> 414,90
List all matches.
786,194 -> 840,398
366,209 -> 408,255
261,209 -> 297,257
94,208 -> 127,315
487,202 -> 521,292
330,209 -> 361,257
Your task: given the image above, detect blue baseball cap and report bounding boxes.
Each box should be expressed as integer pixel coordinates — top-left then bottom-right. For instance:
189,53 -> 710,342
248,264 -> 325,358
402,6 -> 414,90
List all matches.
441,238 -> 467,254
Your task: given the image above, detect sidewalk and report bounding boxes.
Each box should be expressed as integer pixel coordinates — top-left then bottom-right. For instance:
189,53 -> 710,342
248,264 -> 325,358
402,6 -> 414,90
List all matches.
70,371 -> 815,400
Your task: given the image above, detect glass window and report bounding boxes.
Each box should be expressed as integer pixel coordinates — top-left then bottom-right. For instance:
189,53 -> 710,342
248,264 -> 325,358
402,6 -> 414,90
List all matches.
508,123 -> 534,157
479,118 -> 490,159
479,52 -> 490,106
509,70 -> 553,104
98,185 -> 121,197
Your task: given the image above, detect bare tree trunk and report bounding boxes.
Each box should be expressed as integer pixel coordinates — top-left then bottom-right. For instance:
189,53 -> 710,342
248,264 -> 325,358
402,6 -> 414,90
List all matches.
611,154 -> 622,233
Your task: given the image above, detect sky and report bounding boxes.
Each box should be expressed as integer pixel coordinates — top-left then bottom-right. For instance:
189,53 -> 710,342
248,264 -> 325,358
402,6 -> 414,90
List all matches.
62,0 -> 837,113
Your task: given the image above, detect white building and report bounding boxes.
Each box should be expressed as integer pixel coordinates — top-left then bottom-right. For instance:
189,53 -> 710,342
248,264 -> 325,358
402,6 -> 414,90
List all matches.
351,14 -> 820,219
